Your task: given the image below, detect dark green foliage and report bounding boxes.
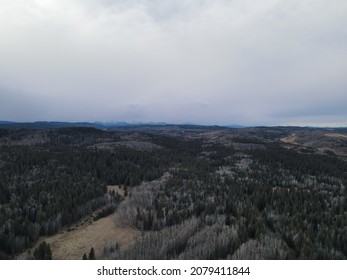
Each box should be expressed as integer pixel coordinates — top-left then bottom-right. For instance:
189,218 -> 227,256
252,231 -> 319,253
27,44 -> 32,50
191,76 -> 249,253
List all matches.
1,126 -> 347,259
109,129 -> 347,259
88,247 -> 95,260
33,241 -> 52,260
0,129 -> 175,257
94,205 -> 117,221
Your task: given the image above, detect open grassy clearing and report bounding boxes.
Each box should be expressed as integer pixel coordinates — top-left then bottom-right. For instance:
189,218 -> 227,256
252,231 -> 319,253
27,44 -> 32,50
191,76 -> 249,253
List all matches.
18,185 -> 139,260
325,133 -> 347,139
18,211 -> 139,260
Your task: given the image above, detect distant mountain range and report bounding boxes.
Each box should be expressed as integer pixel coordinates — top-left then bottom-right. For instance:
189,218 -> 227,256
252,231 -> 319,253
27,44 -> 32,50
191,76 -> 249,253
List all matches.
2,121 -> 345,130
0,121 -> 148,129
0,121 -> 246,129
0,121 -> 105,129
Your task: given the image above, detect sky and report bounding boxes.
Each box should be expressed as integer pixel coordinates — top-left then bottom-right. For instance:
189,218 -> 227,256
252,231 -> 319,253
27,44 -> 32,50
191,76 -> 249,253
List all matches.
0,0 -> 346,126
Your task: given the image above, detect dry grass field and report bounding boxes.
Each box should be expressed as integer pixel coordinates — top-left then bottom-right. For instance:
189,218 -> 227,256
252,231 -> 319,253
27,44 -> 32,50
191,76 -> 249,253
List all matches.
19,212 -> 139,260
18,185 -> 139,260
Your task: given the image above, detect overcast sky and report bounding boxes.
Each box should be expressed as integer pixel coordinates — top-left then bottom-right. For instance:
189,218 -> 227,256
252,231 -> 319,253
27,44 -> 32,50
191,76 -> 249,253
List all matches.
0,0 -> 346,126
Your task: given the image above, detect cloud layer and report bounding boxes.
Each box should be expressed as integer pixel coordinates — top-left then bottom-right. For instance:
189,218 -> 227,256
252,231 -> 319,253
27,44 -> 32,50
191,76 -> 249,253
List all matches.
1,0 -> 346,125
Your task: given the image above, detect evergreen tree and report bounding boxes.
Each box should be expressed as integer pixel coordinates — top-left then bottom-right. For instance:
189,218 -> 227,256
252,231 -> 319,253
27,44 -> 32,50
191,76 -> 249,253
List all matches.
88,247 -> 95,260
33,241 -> 52,260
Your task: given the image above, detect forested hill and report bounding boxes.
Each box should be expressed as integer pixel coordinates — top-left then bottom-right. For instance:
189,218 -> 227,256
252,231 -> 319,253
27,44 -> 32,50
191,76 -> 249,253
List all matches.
0,125 -> 347,259
0,121 -> 169,129
0,121 -> 106,129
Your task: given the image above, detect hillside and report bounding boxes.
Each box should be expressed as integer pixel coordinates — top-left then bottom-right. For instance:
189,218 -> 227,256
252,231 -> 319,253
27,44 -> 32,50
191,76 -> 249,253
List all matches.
0,125 -> 346,259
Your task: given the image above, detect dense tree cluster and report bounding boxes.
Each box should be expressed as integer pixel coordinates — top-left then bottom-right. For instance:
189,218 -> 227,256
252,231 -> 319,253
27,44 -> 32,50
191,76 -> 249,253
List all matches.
1,126 -> 347,259
0,129 -> 173,258
33,241 -> 52,260
107,135 -> 347,260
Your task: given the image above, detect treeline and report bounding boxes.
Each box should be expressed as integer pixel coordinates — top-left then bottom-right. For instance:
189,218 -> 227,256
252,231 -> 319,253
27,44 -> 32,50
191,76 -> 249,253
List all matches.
0,129 -> 179,258
1,127 -> 347,260
107,139 -> 347,260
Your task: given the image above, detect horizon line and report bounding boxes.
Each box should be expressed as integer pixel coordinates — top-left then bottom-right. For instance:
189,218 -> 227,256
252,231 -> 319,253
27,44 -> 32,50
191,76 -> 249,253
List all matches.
1,120 -> 347,129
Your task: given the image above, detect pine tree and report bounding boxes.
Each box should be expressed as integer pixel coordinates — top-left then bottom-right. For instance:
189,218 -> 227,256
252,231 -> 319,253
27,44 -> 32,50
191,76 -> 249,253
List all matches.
88,247 -> 95,260
33,241 -> 52,260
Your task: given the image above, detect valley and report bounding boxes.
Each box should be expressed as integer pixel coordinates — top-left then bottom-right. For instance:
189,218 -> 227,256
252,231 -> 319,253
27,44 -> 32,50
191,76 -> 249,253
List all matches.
0,124 -> 347,259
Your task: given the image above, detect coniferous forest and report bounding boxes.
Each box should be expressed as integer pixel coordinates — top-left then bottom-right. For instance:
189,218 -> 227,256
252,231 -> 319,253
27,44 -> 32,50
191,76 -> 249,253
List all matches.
0,125 -> 347,259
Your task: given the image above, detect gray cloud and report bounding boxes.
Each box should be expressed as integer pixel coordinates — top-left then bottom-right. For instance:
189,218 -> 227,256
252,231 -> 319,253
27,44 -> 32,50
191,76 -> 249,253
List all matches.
0,87 -> 50,120
0,0 -> 346,126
